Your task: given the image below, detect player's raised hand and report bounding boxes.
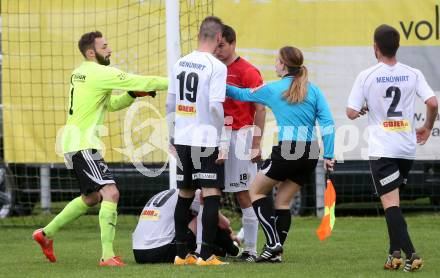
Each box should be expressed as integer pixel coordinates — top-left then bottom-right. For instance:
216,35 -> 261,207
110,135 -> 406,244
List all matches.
416,126 -> 432,145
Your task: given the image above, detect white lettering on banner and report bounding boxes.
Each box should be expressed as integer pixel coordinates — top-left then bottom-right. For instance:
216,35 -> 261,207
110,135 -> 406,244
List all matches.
380,170 -> 400,186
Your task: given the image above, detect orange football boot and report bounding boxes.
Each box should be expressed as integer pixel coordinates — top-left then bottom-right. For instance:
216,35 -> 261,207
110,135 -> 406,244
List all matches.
99,256 -> 126,267
32,228 -> 56,263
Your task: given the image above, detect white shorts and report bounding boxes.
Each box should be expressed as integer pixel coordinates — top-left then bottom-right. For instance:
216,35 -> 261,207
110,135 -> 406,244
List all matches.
224,128 -> 257,193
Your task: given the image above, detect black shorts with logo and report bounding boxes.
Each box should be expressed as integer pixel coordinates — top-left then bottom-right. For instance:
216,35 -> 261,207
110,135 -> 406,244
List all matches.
260,141 -> 319,185
64,149 -> 116,195
369,157 -> 413,197
174,144 -> 224,190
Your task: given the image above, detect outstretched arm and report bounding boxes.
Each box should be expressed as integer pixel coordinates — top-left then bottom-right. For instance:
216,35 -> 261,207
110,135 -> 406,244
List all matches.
226,84 -> 269,105
107,92 -> 136,112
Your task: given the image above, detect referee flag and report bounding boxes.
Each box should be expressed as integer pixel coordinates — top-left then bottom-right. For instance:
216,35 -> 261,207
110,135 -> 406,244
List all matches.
316,176 -> 336,241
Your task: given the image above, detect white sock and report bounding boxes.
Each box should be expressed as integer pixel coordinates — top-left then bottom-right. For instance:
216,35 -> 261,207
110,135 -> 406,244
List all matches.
242,207 -> 258,255
195,205 -> 203,254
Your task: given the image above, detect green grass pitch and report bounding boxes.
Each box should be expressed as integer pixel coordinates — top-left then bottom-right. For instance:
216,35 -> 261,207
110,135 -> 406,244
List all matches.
1,214 -> 439,277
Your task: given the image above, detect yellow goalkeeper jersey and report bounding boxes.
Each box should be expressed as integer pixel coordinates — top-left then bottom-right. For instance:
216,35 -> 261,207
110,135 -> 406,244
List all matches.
62,61 -> 168,154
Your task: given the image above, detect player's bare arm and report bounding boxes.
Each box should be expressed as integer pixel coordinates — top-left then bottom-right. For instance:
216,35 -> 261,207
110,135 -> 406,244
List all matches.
251,103 -> 266,162
416,96 -> 438,145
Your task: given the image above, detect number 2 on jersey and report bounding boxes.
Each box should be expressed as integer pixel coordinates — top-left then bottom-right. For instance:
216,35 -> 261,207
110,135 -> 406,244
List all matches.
385,86 -> 403,117
177,71 -> 199,102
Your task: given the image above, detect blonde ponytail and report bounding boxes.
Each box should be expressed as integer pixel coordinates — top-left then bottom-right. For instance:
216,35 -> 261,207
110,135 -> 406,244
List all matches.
278,46 -> 309,103
284,66 -> 308,103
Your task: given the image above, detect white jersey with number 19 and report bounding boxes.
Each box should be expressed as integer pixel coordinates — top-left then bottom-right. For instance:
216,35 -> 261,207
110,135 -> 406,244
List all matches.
348,62 -> 435,159
168,51 -> 227,147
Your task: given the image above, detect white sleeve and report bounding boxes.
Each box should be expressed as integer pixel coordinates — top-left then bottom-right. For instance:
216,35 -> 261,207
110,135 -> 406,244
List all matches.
415,70 -> 435,102
347,73 -> 365,112
209,62 -> 227,103
210,101 -> 225,145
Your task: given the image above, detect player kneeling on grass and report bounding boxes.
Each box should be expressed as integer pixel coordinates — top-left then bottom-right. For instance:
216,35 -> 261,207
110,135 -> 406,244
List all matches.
226,46 -> 335,262
32,31 -> 168,267
132,189 -> 239,264
347,24 -> 438,272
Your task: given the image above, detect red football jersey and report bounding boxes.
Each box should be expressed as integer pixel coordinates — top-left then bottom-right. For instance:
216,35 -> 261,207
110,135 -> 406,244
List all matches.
224,57 -> 263,130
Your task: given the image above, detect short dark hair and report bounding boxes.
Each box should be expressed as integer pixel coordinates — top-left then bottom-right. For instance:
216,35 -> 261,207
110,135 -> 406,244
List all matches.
78,31 -> 102,58
198,16 -> 223,41
374,24 -> 400,58
222,25 -> 236,44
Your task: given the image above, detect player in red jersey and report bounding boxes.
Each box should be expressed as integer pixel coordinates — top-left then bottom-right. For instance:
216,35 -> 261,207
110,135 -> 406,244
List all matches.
214,25 -> 266,262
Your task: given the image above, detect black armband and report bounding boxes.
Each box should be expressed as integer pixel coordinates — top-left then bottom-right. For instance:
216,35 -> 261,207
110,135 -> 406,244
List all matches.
128,91 -> 137,98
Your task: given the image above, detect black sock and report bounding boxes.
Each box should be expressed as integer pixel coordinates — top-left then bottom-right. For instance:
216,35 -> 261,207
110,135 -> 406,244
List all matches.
385,206 -> 415,257
174,195 -> 194,258
384,211 -> 399,254
214,227 -> 239,256
200,195 -> 220,260
186,228 -> 197,253
275,209 -> 291,245
252,197 -> 280,248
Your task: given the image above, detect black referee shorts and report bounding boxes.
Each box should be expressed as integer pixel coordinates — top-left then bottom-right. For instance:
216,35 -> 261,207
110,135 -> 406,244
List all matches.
174,144 -> 225,190
369,157 -> 413,196
260,141 -> 319,186
64,149 -> 116,195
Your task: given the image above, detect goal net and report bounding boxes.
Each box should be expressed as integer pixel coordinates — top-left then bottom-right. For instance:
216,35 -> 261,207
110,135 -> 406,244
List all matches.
0,0 -> 213,224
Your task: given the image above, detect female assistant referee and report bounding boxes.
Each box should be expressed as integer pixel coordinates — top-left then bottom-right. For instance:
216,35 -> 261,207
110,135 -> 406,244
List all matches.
225,46 -> 335,263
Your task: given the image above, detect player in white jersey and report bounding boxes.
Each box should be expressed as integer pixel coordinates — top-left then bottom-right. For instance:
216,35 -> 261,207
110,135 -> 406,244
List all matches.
132,189 -> 239,263
347,24 -> 438,272
166,16 -> 228,266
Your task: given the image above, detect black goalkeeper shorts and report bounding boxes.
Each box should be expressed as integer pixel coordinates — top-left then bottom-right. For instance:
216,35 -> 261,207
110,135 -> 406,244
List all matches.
64,149 -> 116,195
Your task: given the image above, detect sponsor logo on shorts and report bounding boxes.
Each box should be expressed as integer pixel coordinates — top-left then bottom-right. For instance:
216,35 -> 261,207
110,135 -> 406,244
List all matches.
229,182 -> 240,187
176,104 -> 196,116
382,120 -> 410,132
379,170 -> 400,186
140,209 -> 160,221
176,174 -> 184,181
192,172 -> 217,180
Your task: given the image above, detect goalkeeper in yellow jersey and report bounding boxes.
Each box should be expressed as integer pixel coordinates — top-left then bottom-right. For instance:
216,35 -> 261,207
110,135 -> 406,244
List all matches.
32,31 -> 168,266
